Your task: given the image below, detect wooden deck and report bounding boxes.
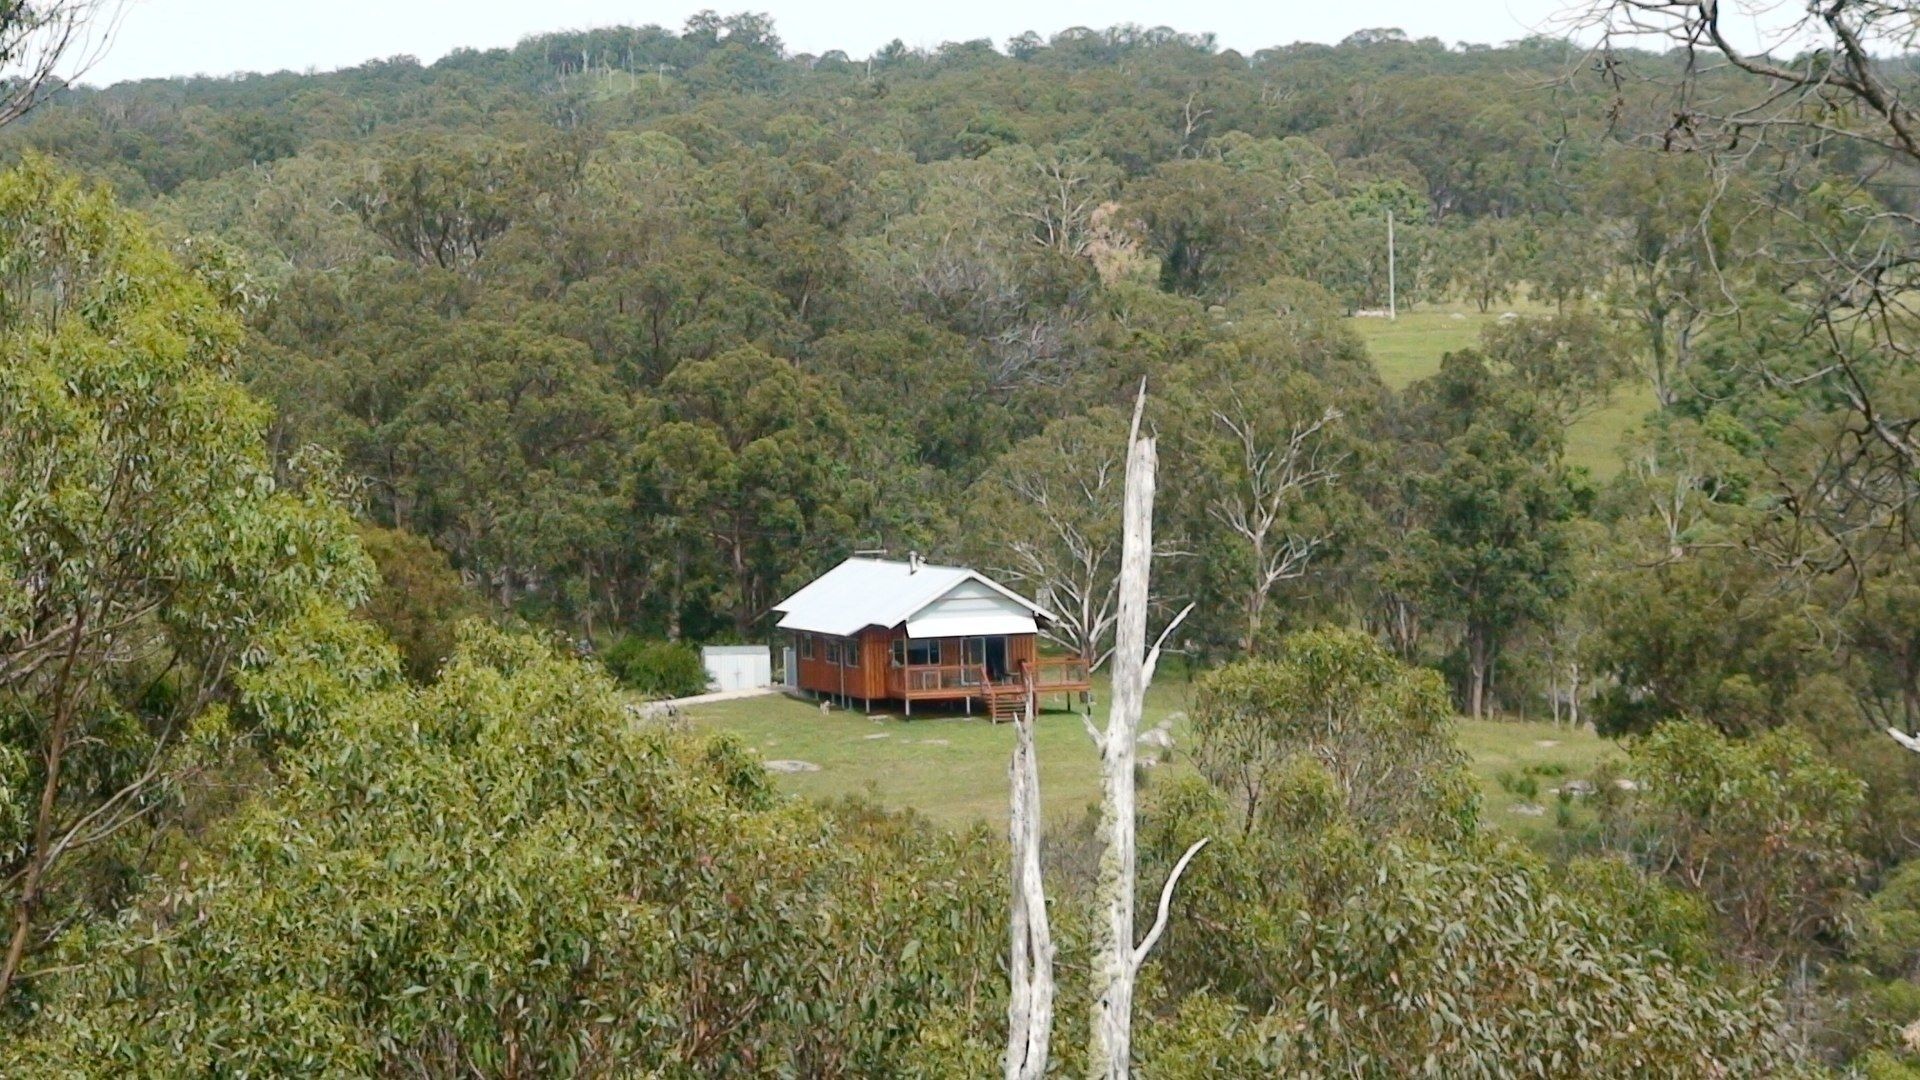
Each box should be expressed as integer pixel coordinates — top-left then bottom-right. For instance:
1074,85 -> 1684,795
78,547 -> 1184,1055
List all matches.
887,657 -> 1091,719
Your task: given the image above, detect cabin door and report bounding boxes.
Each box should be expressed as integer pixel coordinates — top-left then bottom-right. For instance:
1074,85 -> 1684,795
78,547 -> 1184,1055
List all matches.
967,636 -> 1010,681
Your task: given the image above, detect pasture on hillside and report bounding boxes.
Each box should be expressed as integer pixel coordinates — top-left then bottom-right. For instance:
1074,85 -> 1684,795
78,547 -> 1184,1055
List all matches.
1350,302 -> 1658,479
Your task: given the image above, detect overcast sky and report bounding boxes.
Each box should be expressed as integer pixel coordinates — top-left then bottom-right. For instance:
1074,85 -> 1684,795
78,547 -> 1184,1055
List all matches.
77,0 -> 1589,86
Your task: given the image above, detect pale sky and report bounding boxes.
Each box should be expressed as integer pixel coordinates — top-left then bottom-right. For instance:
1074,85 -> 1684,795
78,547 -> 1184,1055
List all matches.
77,0 -> 1586,87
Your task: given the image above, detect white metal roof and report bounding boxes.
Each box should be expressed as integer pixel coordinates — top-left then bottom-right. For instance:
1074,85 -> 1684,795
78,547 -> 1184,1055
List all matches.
771,557 -> 1052,638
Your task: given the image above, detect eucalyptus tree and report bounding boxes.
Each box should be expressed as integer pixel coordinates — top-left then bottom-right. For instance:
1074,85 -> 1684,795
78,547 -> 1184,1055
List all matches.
0,161 -> 373,1000
1190,628 -> 1475,838
9,627 -> 1008,1074
1478,311 -> 1632,426
1610,722 -> 1866,966
634,346 -> 860,637
1401,352 -> 1580,718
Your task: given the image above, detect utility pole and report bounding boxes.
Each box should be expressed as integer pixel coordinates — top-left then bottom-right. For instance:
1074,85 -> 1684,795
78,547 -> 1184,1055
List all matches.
1387,209 -> 1397,320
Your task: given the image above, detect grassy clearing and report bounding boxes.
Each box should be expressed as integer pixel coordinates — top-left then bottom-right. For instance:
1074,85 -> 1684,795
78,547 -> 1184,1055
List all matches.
679,681 -> 1622,846
679,675 -> 1193,827
1456,716 -> 1623,845
1349,301 -> 1655,479
1353,306 -> 1512,390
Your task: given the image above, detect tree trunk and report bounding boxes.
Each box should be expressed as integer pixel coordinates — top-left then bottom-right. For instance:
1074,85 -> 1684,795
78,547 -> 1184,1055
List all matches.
1466,626 -> 1489,720
1647,303 -> 1676,408
666,550 -> 686,643
731,532 -> 752,638
1090,402 -> 1157,1079
0,612 -> 86,1001
1004,681 -> 1053,1080
1242,585 -> 1265,656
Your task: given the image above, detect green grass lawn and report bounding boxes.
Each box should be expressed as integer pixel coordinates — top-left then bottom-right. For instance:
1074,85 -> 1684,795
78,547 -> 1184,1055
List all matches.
1353,306 -> 1513,391
1349,302 -> 1655,479
1455,715 -> 1622,845
680,677 -> 1193,827
680,683 -> 1622,846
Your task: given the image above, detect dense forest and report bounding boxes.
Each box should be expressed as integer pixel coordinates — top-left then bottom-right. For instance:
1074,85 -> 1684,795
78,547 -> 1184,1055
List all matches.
7,3 -> 1920,1075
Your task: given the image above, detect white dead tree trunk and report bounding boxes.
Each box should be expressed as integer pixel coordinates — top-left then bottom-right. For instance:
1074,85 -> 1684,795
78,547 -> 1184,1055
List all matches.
1004,681 -> 1054,1080
1086,387 -> 1207,1080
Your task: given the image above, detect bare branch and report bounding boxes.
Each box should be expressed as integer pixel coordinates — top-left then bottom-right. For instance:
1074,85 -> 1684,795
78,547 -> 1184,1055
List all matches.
1131,837 -> 1210,968
1141,602 -> 1194,690
0,1 -> 125,128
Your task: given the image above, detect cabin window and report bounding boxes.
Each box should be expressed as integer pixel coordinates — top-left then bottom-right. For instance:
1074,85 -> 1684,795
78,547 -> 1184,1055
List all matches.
891,639 -> 905,667
799,635 -> 814,661
842,638 -> 859,668
905,639 -> 941,666
825,639 -> 841,665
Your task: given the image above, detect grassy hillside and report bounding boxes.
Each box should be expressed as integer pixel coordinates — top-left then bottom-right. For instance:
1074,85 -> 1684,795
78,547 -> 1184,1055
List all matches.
679,685 -> 1620,845
1350,303 -> 1657,479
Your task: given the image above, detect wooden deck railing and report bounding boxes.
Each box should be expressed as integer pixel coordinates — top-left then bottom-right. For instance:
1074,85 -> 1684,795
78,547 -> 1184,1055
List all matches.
887,657 -> 1092,700
1028,656 -> 1091,689
894,662 -> 993,695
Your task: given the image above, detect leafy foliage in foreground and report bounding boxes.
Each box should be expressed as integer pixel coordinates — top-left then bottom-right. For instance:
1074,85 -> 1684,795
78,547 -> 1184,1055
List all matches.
7,626 -> 1005,1076
1158,635 -> 1812,1077
6,624 -> 1817,1077
0,157 -> 376,1000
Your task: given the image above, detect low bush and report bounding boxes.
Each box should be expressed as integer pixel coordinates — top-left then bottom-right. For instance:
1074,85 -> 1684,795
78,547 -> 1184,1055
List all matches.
604,636 -> 710,698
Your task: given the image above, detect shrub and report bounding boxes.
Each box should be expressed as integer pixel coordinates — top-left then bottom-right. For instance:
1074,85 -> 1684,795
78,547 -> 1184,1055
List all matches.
1138,775 -> 1815,1077
1496,770 -> 1540,800
604,636 -> 710,698
356,523 -> 481,682
1609,721 -> 1866,964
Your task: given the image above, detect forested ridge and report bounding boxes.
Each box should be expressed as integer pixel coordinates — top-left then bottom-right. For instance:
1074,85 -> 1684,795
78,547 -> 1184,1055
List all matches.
6,7 -> 1920,1075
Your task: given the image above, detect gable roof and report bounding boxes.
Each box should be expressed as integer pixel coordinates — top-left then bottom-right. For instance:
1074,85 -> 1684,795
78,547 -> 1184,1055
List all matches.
771,557 -> 1052,638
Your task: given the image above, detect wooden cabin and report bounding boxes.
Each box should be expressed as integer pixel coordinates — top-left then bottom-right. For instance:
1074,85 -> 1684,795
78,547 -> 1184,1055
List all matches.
772,556 -> 1092,718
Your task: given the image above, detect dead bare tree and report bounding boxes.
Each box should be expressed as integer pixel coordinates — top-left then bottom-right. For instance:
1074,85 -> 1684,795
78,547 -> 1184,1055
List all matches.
1003,683 -> 1053,1080
0,1 -> 122,128
1019,146 -> 1107,259
1002,388 -> 1205,1080
1086,387 -> 1207,1079
968,408 -> 1184,671
997,448 -> 1127,668
1206,400 -> 1344,651
1176,89 -> 1214,155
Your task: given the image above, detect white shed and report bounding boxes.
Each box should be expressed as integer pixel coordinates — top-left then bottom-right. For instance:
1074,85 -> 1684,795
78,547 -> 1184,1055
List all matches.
701,645 -> 772,693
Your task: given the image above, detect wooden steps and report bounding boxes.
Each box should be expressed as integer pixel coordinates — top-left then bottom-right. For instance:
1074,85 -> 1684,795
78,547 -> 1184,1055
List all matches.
986,684 -> 1029,724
